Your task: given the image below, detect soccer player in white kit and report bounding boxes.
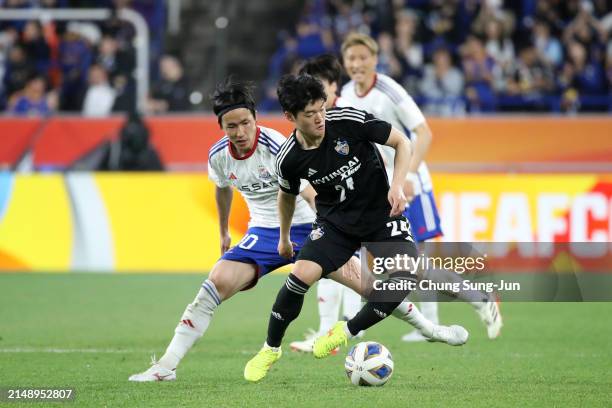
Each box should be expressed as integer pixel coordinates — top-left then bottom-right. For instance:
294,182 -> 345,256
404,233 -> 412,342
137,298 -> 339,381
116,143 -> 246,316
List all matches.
129,78 -> 467,382
340,33 -> 502,340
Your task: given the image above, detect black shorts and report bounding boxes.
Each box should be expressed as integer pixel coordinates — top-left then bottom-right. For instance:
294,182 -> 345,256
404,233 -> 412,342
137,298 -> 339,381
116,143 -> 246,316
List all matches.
297,215 -> 418,276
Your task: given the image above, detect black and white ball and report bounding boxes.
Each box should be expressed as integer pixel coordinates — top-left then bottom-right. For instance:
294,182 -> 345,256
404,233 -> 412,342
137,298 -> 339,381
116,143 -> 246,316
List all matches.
345,341 -> 394,386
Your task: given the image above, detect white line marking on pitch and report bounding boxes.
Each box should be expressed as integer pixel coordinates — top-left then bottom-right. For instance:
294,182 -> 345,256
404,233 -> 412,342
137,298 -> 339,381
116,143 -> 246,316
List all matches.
0,348 -> 155,353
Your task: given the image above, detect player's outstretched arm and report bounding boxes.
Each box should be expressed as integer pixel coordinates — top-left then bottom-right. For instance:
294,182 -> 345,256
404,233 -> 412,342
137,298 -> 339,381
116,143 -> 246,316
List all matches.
215,186 -> 233,254
405,122 -> 432,200
277,189 -> 297,258
385,127 -> 412,216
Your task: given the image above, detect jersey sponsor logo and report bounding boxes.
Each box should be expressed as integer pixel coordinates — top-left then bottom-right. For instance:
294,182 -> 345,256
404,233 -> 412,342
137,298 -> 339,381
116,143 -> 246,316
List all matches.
238,181 -> 275,192
311,157 -> 361,185
310,227 -> 324,241
258,165 -> 272,181
308,168 -> 317,176
334,139 -> 350,155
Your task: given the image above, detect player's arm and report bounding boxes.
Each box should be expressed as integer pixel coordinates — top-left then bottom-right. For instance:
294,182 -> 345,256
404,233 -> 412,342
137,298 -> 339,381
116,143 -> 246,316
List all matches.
278,190 -> 297,258
393,85 -> 431,200
299,182 -> 317,212
276,151 -> 301,258
215,186 -> 233,254
384,127 -> 412,217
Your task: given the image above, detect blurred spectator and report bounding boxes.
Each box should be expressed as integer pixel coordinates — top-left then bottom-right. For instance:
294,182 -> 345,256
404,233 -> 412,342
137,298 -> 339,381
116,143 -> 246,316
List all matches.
20,21 -> 51,74
295,18 -> 334,59
559,41 -> 606,95
376,32 -> 404,82
424,0 -> 463,47
8,74 -> 56,116
483,18 -> 515,77
58,23 -> 94,111
420,47 -> 465,116
3,44 -> 34,99
506,45 -> 555,97
395,9 -> 424,68
97,113 -> 164,171
533,19 -> 563,67
461,35 -> 498,112
94,34 -> 135,112
147,55 -> 190,113
82,64 -> 115,117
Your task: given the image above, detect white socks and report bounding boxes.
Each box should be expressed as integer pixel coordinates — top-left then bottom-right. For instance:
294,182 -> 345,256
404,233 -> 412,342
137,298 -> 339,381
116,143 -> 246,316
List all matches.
419,302 -> 439,325
341,286 -> 362,320
316,279 -> 342,335
392,301 -> 436,338
158,279 -> 221,370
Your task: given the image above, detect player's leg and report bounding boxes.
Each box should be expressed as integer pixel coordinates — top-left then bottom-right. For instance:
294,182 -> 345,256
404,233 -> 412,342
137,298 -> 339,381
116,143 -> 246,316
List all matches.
244,259 -> 323,382
157,260 -> 258,369
289,278 -> 342,352
403,193 -> 442,341
407,192 -> 502,338
245,223 -> 356,381
129,260 -> 257,382
327,258 -> 467,347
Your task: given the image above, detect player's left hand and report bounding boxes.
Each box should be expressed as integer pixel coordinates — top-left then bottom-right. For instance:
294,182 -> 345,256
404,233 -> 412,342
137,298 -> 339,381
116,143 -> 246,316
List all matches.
388,183 -> 407,216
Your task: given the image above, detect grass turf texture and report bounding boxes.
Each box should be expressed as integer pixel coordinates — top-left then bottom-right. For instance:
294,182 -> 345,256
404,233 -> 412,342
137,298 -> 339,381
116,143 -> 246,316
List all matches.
1,273 -> 611,408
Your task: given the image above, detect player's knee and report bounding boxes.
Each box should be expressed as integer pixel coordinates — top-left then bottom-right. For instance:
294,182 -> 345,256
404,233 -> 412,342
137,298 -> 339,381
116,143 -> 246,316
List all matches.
291,261 -> 323,286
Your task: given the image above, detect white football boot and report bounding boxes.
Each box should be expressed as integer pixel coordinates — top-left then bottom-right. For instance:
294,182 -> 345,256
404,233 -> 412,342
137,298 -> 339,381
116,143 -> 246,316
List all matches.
129,356 -> 176,382
428,324 -> 469,346
476,296 -> 503,339
290,329 -> 317,353
401,330 -> 428,342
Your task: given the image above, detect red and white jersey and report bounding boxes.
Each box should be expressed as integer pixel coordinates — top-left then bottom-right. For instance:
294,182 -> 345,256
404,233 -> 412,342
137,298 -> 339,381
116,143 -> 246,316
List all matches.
208,126 -> 315,228
340,73 -> 432,192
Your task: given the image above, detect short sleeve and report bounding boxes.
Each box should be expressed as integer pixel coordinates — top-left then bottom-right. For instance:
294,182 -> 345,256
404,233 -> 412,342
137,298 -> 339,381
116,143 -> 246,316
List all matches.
393,88 -> 426,131
275,148 -> 300,195
208,154 -> 230,188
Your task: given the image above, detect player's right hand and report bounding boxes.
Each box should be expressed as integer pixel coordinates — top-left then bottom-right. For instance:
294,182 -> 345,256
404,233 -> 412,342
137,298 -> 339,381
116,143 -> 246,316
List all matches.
278,238 -> 295,259
220,233 -> 232,254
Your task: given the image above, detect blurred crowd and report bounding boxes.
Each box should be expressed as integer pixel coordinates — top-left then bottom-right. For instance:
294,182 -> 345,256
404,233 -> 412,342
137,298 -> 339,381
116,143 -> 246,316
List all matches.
0,0 -> 191,116
260,0 -> 612,114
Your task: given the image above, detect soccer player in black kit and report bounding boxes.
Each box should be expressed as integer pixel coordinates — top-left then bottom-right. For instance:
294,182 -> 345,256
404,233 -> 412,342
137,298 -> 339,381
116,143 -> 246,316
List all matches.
244,74 -> 420,382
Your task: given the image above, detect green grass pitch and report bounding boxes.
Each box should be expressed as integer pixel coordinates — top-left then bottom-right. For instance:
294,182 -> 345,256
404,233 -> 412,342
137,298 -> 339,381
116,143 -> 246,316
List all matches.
1,273 -> 611,407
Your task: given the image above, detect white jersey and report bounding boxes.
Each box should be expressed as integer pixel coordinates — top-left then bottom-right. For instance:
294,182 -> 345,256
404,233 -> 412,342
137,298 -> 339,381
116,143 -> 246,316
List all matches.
340,73 -> 433,192
208,126 -> 315,228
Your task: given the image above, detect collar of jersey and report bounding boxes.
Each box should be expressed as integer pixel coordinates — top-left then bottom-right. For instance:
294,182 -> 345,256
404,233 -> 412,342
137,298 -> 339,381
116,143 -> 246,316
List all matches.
355,73 -> 377,98
229,127 -> 261,160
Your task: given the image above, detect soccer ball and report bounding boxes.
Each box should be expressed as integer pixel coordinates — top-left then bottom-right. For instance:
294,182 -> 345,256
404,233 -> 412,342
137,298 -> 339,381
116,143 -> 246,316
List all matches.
344,341 -> 394,386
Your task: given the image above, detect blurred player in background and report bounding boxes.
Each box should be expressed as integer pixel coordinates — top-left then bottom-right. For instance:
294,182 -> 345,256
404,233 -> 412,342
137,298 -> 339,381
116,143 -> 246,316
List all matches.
340,33 -> 502,340
129,78 -> 461,382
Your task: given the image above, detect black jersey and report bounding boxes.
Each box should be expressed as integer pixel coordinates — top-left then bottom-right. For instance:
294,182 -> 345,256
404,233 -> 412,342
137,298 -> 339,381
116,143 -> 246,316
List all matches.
276,106 -> 393,236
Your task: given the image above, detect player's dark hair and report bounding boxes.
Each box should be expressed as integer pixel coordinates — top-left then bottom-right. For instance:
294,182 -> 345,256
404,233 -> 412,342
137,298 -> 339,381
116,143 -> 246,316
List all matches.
277,74 -> 326,116
298,54 -> 343,86
211,77 -> 256,126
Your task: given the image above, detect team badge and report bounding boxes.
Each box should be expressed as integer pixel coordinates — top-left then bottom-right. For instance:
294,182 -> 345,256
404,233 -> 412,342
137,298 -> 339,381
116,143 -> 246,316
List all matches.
258,166 -> 272,181
310,227 -> 324,241
334,139 -> 349,156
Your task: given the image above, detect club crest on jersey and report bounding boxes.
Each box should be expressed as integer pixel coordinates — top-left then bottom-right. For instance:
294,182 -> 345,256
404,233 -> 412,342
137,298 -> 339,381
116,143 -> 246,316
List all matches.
258,166 -> 272,181
310,227 -> 324,241
334,139 -> 349,156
